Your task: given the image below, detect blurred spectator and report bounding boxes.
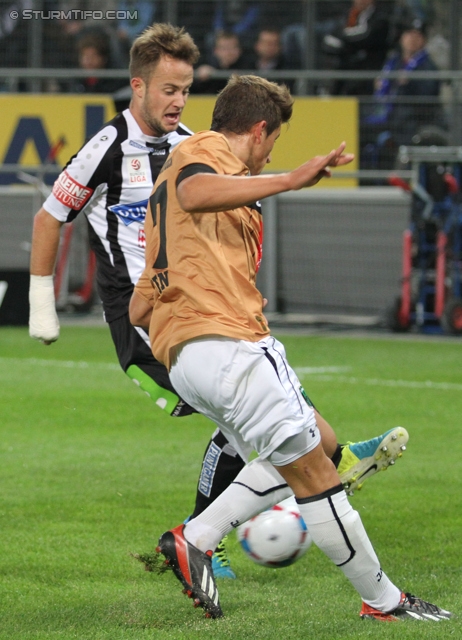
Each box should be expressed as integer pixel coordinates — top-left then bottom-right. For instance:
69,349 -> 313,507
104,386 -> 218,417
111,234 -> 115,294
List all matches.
388,0 -> 436,47
322,0 -> 390,95
26,2 -> 128,93
402,0 -> 435,22
191,31 -> 251,95
71,32 -> 128,94
249,28 -> 286,71
204,1 -> 261,57
51,0 -> 126,68
248,28 -> 294,90
177,2 -> 208,52
117,1 -> 156,55
179,1 -> 305,72
314,0 -> 356,69
56,0 -> 119,37
258,1 -> 306,69
360,17 -> 444,170
0,0 -> 32,70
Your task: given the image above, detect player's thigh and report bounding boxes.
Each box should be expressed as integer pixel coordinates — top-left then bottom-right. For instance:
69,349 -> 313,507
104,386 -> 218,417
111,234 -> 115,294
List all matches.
170,336 -> 318,460
108,313 -> 197,416
108,313 -> 174,385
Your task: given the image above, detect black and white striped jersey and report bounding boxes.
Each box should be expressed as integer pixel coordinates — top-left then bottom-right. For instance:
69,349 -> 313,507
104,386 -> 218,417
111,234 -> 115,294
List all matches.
43,108 -> 193,322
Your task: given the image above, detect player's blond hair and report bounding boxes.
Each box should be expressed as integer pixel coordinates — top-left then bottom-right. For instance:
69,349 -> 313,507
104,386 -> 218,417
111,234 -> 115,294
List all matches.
211,75 -> 294,136
129,23 -> 199,83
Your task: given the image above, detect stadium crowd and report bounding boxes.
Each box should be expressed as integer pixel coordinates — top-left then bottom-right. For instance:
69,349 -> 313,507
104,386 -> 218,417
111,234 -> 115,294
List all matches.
0,0 -> 450,168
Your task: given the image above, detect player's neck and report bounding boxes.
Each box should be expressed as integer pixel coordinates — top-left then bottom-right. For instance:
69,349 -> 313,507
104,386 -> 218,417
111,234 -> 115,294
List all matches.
221,130 -> 254,167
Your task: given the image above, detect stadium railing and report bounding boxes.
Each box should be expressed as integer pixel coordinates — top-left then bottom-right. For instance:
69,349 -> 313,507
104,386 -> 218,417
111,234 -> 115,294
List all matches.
1,66 -> 462,325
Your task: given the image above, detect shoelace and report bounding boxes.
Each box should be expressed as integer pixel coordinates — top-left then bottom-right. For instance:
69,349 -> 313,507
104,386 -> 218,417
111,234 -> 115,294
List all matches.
214,540 -> 231,567
402,593 -> 440,615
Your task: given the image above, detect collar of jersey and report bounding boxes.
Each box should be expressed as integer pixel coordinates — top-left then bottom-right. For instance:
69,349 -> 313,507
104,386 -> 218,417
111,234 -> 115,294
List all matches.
124,108 -> 176,146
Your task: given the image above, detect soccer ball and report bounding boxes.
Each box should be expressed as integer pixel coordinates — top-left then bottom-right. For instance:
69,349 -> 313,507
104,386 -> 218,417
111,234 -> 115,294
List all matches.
236,501 -> 312,568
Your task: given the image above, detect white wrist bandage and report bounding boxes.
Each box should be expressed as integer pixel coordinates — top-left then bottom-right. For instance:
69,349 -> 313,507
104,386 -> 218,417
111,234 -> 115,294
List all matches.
29,275 -> 60,343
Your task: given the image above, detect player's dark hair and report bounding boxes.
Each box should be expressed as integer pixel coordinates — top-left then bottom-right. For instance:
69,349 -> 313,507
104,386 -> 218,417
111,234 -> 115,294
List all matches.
211,75 -> 294,136
129,23 -> 199,82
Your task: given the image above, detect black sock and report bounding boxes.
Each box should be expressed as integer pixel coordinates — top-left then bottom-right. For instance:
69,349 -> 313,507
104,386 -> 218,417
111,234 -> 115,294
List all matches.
191,430 -> 246,519
330,443 -> 344,469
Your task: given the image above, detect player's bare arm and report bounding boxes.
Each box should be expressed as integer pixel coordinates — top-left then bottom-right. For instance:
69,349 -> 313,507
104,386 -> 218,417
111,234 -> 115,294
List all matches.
129,289 -> 153,330
30,208 -> 63,276
177,142 -> 354,213
29,208 -> 64,345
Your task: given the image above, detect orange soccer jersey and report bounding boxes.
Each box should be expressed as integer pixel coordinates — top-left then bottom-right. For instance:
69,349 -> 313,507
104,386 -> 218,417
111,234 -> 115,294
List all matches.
135,130 -> 270,369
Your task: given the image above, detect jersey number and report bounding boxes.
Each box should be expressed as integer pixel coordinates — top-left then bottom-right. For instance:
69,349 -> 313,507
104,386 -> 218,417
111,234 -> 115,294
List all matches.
149,181 -> 169,293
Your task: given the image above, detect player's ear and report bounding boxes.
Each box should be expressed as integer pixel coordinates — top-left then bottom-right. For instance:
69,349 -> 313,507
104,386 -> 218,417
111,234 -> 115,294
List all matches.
130,76 -> 146,98
253,120 -> 267,143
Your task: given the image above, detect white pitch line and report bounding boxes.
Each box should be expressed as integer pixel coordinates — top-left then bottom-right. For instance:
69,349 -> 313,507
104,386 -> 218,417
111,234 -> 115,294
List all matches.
296,373 -> 462,392
294,366 -> 352,374
2,358 -> 460,392
0,357 -> 120,372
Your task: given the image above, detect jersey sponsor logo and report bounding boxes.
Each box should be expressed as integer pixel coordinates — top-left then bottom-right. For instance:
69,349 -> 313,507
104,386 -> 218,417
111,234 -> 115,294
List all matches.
52,170 -> 94,210
129,139 -> 167,155
108,198 -> 148,226
129,139 -> 149,151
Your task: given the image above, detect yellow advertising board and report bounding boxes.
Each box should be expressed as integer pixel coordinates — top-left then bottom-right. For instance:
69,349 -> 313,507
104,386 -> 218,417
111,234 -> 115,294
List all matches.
183,96 -> 358,186
0,94 -> 357,186
0,95 -> 116,176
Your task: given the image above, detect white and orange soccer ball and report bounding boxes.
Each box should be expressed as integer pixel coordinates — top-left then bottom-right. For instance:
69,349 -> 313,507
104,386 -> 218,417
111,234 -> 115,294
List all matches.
237,499 -> 312,568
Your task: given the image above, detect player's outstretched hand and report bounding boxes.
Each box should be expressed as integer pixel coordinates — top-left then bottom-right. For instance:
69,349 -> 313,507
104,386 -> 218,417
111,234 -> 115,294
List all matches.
288,142 -> 354,190
29,275 -> 60,345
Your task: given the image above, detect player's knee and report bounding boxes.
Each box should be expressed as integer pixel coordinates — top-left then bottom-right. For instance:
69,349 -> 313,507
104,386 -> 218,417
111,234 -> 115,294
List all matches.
269,425 -> 321,467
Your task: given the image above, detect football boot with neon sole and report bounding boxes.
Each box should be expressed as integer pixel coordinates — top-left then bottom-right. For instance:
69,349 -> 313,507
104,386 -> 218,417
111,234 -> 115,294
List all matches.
156,524 -> 223,618
360,592 -> 452,621
338,427 -> 409,495
211,536 -> 236,579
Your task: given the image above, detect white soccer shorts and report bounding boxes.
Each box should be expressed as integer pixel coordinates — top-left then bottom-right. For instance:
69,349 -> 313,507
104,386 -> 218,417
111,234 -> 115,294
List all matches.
169,335 -> 320,463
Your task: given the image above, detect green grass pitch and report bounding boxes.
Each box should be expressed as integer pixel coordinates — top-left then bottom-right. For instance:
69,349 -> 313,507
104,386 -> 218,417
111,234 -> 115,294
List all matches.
0,325 -> 461,639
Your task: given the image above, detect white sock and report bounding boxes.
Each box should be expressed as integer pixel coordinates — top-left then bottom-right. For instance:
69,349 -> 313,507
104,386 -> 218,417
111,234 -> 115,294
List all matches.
184,457 -> 292,553
297,486 -> 401,612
